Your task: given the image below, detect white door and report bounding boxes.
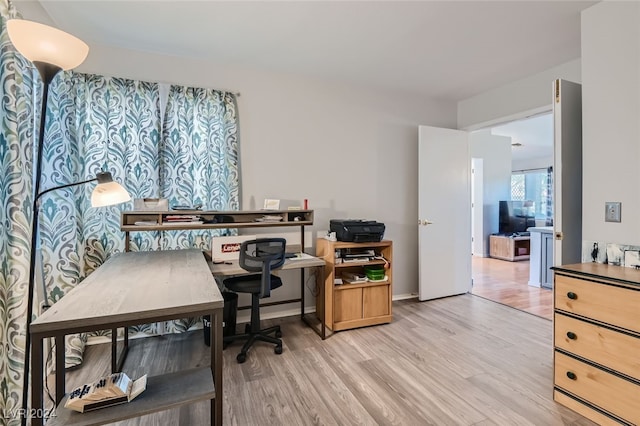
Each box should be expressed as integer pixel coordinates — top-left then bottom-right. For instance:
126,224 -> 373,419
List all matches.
553,79 -> 582,266
418,126 -> 471,301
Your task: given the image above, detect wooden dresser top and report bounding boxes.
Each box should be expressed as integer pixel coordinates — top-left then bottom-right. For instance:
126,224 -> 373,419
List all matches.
552,262 -> 640,287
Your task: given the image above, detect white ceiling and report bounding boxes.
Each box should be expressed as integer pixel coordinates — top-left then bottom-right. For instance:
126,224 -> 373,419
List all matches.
15,0 -> 596,102
15,1 -> 591,164
491,113 -> 553,164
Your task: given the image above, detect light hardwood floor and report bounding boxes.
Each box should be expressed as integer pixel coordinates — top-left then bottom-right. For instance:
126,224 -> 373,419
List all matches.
54,295 -> 594,426
471,256 -> 553,320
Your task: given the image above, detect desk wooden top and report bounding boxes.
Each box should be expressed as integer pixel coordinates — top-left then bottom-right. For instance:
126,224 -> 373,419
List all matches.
209,254 -> 325,276
31,250 -> 222,335
552,262 -> 640,287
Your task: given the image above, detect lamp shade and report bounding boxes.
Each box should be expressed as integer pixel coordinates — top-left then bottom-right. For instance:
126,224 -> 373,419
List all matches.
91,172 -> 131,207
6,19 -> 89,70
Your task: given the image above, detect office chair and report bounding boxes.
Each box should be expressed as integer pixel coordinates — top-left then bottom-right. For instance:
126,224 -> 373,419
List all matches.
223,238 -> 287,363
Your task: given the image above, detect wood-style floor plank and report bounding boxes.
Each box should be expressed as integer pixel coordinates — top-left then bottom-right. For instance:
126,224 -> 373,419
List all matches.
471,256 -> 553,320
55,295 -> 594,425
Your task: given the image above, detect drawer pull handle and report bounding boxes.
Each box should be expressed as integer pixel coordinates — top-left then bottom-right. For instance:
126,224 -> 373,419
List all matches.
567,292 -> 577,300
566,331 -> 577,340
566,371 -> 577,380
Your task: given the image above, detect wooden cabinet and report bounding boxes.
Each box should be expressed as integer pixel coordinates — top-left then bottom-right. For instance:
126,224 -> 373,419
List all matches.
489,235 -> 530,261
552,263 -> 640,425
316,239 -> 392,332
528,227 -> 554,288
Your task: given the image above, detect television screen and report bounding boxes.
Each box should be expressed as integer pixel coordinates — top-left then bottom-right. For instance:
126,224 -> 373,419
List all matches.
499,200 -> 536,234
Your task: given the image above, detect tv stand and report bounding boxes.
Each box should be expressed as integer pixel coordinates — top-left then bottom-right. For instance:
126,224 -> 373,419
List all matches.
489,234 -> 530,261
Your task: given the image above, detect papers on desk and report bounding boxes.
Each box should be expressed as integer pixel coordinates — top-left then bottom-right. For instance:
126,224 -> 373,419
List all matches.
287,253 -> 315,260
134,221 -> 159,226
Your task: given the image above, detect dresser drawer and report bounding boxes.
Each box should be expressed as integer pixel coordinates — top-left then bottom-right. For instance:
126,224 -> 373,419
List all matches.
555,275 -> 640,333
555,351 -> 640,423
555,314 -> 640,380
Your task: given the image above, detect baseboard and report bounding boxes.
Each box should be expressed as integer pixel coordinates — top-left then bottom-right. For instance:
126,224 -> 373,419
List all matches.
393,293 -> 418,301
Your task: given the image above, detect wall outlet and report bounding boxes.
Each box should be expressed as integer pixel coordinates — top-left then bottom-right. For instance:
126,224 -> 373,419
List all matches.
605,202 -> 621,222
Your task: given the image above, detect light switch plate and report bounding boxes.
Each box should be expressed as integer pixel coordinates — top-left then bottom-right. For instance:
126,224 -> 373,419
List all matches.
605,202 -> 621,222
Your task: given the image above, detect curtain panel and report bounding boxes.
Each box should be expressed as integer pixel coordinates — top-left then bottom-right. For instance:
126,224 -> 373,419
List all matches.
159,85 -> 239,333
41,73 -> 162,359
0,0 -> 37,420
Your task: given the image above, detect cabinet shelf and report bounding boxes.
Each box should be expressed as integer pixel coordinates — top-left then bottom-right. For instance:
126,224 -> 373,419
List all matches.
316,239 -> 393,333
48,367 -> 214,426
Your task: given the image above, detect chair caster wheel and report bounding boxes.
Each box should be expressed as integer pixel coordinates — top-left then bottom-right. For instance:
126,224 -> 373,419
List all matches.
237,353 -> 247,363
275,330 -> 282,338
274,345 -> 283,355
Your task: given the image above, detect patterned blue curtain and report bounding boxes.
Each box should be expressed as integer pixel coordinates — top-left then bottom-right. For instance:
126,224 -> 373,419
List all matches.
159,85 -> 239,332
41,73 -> 161,357
545,166 -> 553,226
0,1 -> 38,420
0,13 -> 241,408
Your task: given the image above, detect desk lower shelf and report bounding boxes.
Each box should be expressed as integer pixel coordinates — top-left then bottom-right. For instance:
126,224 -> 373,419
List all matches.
48,367 -> 214,426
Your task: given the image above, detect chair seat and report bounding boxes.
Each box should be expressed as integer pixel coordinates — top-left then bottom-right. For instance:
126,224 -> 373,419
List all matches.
224,274 -> 283,295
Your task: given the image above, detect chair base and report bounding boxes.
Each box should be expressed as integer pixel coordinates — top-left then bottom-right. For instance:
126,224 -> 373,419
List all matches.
224,324 -> 283,363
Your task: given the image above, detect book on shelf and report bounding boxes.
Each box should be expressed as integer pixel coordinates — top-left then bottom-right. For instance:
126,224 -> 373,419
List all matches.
64,372 -> 147,413
162,220 -> 204,226
164,215 -> 201,221
134,221 -> 159,226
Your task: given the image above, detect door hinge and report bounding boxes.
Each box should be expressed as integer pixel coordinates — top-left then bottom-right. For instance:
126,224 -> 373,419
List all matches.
555,79 -> 560,103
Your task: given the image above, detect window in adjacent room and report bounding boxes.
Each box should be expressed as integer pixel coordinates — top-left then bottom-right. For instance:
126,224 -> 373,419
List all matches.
511,167 -> 553,222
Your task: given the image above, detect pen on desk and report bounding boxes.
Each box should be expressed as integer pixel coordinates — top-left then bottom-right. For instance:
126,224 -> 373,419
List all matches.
213,260 -> 233,265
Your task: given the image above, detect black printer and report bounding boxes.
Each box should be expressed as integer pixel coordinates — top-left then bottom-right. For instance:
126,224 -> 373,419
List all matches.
330,219 -> 385,243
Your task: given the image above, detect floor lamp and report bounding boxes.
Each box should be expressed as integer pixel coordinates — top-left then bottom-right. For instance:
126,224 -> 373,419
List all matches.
7,19 -> 130,425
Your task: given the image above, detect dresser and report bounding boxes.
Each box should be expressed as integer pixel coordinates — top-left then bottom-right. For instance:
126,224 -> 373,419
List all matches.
552,263 -> 640,425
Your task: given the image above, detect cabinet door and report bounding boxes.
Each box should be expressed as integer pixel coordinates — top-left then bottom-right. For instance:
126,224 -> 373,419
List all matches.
335,288 -> 363,322
542,233 -> 554,286
363,285 -> 390,317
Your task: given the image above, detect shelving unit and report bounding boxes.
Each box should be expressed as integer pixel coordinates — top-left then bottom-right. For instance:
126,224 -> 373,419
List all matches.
121,209 -> 313,251
316,239 -> 392,333
489,234 -> 530,261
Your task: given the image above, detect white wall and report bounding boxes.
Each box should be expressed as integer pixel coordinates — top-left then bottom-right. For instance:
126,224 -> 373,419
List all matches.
458,59 -> 582,130
75,44 -> 457,311
581,1 -> 640,246
470,130 -> 512,255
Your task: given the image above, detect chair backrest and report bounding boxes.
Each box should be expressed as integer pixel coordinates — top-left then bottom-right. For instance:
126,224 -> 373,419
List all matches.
238,238 -> 287,298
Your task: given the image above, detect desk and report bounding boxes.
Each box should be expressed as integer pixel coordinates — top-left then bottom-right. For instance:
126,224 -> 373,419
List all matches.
120,209 -> 325,339
29,250 -> 223,426
209,254 -> 328,338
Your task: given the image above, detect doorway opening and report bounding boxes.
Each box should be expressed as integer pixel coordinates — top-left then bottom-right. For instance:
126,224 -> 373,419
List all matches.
469,112 -> 554,320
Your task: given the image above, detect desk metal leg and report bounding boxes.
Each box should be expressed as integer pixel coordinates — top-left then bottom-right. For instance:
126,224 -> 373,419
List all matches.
31,334 -> 44,426
300,266 -> 327,339
212,308 -> 223,426
300,268 -> 305,320
55,335 -> 65,405
111,327 -> 129,373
